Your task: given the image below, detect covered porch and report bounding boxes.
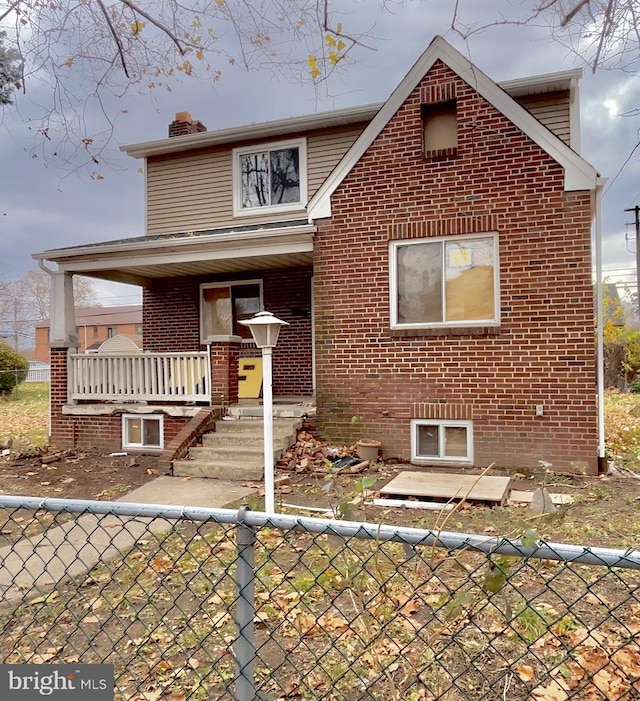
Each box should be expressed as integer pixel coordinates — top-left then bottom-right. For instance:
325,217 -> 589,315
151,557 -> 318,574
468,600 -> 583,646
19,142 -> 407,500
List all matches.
33,221 -> 315,451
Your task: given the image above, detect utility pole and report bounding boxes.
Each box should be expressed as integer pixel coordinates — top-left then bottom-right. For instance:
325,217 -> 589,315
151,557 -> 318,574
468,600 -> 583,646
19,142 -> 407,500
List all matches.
625,205 -> 640,323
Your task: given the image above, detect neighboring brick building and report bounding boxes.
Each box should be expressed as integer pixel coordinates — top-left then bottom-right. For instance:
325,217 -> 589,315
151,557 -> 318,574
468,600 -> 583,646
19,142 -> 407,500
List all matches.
34,305 -> 142,362
32,37 -> 603,472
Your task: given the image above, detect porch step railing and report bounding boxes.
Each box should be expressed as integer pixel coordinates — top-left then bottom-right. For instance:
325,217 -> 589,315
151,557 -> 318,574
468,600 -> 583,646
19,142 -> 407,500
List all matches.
69,352 -> 210,403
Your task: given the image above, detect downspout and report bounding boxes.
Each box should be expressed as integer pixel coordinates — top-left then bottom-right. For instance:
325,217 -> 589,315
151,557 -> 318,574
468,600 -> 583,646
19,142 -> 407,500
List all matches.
595,178 -> 606,473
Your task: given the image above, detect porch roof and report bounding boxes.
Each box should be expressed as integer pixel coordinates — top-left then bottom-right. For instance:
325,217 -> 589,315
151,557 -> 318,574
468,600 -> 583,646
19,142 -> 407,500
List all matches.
32,220 -> 315,287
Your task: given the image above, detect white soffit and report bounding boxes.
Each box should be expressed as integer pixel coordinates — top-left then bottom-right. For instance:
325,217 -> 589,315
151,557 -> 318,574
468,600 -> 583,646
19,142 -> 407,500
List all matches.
307,36 -> 598,220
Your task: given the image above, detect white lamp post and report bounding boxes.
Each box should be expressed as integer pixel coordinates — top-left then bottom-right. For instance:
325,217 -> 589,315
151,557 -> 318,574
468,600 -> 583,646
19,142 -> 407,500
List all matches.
239,311 -> 289,513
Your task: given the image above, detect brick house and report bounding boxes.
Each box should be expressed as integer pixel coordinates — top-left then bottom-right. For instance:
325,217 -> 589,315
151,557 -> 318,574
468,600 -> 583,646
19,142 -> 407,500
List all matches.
33,305 -> 142,363
33,37 -> 603,473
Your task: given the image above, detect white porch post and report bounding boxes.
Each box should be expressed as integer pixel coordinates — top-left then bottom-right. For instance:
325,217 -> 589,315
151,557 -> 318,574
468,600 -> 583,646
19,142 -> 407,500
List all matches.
49,271 -> 77,347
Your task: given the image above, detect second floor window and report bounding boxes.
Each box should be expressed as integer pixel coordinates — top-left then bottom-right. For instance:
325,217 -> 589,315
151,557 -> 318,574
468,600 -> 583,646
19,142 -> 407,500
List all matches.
234,139 -> 306,216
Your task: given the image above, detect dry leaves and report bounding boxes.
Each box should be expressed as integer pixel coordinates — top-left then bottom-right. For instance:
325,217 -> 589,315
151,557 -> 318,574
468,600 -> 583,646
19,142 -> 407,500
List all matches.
531,637 -> 640,700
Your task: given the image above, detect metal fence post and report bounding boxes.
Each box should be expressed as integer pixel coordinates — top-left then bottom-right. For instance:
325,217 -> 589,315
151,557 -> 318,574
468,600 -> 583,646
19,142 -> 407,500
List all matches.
234,505 -> 256,701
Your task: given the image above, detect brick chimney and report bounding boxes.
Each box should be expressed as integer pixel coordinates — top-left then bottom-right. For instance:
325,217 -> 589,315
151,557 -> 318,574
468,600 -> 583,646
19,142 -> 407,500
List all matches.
168,111 -> 207,137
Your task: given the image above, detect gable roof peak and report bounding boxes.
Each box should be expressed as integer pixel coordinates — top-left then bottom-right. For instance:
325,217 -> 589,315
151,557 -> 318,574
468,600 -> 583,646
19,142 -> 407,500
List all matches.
307,35 -> 598,220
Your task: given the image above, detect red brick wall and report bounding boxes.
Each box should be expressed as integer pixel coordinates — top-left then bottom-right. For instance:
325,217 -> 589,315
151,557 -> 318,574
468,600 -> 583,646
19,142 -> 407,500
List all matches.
143,269 -> 313,397
49,347 -> 73,448
35,322 -> 142,363
67,414 -> 187,453
52,406 -> 190,453
50,268 -> 313,452
143,277 -> 201,353
314,61 -> 597,473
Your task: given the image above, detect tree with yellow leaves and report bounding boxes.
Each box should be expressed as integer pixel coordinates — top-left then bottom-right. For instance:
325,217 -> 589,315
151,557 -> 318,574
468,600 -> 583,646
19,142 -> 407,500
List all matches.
1,1 -> 635,172
603,282 -> 640,388
1,0 -> 368,171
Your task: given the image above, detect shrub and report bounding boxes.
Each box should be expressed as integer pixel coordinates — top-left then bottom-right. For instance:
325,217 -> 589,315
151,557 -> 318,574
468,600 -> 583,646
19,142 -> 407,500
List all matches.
0,343 -> 28,394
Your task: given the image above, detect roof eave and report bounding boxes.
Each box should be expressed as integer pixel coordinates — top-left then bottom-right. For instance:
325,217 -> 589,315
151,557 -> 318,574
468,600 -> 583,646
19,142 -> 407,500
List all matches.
499,68 -> 583,96
33,223 -> 316,265
121,103 -> 382,159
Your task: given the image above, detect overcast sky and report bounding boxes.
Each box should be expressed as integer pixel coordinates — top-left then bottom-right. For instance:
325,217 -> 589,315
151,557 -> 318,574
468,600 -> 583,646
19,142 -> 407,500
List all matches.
1,0 -> 639,305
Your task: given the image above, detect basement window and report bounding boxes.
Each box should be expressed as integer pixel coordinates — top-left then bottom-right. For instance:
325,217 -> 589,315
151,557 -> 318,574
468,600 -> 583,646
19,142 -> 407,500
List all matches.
422,100 -> 458,159
122,414 -> 164,450
411,419 -> 473,463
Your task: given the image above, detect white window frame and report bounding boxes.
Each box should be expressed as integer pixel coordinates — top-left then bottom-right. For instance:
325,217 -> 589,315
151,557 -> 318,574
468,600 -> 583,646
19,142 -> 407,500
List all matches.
232,138 -> 307,217
200,279 -> 264,343
389,233 -> 500,330
411,419 -> 474,463
122,414 -> 164,450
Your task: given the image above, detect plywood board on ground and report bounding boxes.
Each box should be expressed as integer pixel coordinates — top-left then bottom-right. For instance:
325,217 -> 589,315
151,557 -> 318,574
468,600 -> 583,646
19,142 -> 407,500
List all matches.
380,471 -> 511,506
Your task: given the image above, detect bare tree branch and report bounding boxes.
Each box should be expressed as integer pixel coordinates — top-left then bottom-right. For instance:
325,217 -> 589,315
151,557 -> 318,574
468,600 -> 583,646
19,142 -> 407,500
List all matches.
119,0 -> 186,56
2,0 -> 638,176
0,0 -> 19,24
560,0 -> 591,27
96,0 -> 130,78
593,0 -> 616,71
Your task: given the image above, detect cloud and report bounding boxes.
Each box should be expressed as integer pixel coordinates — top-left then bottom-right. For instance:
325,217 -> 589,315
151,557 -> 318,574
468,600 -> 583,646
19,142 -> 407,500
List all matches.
2,0 -> 639,298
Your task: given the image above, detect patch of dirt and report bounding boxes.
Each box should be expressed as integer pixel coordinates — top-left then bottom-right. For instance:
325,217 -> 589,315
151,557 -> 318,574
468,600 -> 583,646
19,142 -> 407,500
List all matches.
273,426 -> 640,549
1,432 -> 640,552
0,448 -> 163,543
276,463 -> 640,550
0,448 -> 162,502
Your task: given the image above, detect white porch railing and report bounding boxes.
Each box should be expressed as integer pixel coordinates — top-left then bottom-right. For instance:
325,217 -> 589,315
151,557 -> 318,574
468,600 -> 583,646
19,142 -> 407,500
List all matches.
69,352 -> 210,403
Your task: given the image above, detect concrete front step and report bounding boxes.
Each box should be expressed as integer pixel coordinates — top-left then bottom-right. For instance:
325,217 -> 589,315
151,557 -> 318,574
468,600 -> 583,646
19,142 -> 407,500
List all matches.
173,459 -> 264,481
189,445 -> 282,463
172,417 -> 301,481
202,432 -> 294,450
213,418 -> 302,434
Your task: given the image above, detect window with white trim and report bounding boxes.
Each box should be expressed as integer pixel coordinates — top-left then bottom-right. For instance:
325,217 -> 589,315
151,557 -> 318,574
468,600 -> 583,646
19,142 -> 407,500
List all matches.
390,234 -> 499,329
233,139 -> 306,216
122,415 -> 164,450
200,280 -> 263,342
411,419 -> 473,463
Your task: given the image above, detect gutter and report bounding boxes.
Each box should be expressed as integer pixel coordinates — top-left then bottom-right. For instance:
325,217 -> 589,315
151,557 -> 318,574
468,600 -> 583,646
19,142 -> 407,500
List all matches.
121,104 -> 382,158
595,177 -> 607,473
32,224 -> 316,263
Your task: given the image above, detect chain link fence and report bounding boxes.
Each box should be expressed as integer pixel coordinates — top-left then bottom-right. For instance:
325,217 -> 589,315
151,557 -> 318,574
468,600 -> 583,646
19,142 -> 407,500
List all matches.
1,494 -> 640,700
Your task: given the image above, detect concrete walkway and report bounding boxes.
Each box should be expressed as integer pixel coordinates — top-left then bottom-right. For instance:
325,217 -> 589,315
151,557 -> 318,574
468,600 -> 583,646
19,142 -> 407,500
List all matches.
0,477 -> 256,605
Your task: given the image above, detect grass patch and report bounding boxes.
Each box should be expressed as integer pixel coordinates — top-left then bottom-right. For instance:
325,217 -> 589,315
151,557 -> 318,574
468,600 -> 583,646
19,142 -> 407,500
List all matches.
604,389 -> 640,471
0,382 -> 49,446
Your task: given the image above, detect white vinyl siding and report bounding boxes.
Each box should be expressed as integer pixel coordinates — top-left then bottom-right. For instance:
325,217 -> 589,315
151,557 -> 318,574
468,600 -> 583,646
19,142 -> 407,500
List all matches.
514,90 -> 571,146
146,126 -> 365,235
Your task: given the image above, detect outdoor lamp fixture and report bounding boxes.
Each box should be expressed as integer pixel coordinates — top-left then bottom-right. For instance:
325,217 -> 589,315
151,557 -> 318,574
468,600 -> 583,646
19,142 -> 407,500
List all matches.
239,311 -> 289,513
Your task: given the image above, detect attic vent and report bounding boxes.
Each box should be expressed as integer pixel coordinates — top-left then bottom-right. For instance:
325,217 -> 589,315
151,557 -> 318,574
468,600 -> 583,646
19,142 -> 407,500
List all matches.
421,82 -> 457,105
422,100 -> 458,159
